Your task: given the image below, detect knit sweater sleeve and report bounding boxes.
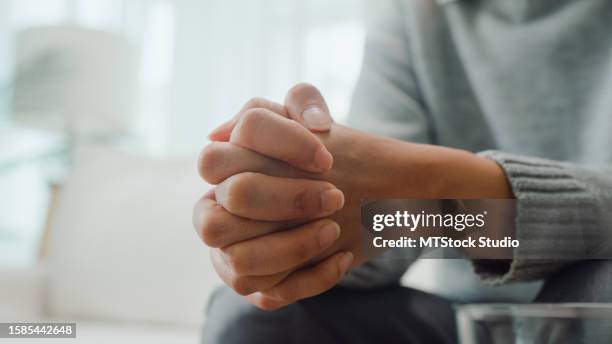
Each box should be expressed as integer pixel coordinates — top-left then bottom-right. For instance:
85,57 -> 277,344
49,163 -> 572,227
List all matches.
475,151 -> 612,284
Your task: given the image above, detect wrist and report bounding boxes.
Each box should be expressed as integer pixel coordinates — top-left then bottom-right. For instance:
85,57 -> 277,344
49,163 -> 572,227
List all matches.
365,138 -> 446,199
378,141 -> 514,199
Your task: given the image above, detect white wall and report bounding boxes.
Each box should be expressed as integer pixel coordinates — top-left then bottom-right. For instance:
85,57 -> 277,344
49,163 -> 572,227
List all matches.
169,0 -> 366,155
1,0 -> 366,155
0,1 -> 13,118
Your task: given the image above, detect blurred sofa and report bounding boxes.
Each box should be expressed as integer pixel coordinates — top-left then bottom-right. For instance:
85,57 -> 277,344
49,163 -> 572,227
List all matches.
0,145 -> 220,343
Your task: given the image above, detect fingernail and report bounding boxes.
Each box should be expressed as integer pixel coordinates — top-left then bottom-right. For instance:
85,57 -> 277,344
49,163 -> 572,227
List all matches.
302,106 -> 332,131
318,222 -> 340,248
338,252 -> 354,275
320,188 -> 345,212
313,145 -> 333,171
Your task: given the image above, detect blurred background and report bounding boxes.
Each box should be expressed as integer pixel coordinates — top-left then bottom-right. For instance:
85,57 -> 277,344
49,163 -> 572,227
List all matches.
0,0 -> 365,342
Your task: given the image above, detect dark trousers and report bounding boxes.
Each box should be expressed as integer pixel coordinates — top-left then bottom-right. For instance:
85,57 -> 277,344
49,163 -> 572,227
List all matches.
203,260 -> 612,344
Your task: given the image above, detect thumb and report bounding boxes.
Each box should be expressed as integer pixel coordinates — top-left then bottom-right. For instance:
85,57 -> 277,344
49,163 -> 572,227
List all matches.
285,83 -> 333,132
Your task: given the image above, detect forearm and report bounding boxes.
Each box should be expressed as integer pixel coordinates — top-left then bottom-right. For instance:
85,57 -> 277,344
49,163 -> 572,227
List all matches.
337,133 -> 517,288
344,130 -> 514,200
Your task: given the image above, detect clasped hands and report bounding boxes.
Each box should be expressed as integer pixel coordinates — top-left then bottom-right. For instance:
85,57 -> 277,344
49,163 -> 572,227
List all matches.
193,84 -> 512,310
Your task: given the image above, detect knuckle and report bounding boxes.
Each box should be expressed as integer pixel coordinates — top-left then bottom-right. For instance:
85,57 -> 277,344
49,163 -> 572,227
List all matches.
256,298 -> 282,311
292,241 -> 312,263
243,107 -> 267,122
233,108 -> 268,146
221,246 -> 251,276
293,188 -> 308,213
199,209 -> 226,248
244,97 -> 269,110
242,108 -> 268,126
323,265 -> 342,286
198,142 -> 226,184
229,275 -> 254,296
271,287 -> 296,304
223,173 -> 255,213
293,187 -> 317,215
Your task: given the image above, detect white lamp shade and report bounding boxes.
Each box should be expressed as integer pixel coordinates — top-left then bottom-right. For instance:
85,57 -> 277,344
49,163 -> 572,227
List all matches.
11,26 -> 137,136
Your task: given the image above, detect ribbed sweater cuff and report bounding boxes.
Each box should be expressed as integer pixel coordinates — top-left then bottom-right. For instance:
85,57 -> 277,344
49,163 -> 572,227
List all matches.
475,151 -> 602,284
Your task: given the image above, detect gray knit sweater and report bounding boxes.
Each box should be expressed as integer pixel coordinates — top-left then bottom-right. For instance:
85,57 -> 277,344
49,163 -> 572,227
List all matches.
344,0 -> 612,301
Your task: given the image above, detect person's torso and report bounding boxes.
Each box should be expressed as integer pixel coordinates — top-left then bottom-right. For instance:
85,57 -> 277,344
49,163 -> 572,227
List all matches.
405,0 -> 612,163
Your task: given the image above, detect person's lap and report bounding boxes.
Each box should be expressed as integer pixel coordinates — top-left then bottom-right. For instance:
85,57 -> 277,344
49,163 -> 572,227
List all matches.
203,260 -> 612,344
203,285 -> 456,344
535,260 -> 612,303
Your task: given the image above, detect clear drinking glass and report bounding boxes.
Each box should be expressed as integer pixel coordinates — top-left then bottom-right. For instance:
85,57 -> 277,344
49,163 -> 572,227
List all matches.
456,303 -> 612,344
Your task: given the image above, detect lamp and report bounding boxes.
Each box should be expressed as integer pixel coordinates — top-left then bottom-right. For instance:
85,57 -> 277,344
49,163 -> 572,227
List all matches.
10,25 -> 137,141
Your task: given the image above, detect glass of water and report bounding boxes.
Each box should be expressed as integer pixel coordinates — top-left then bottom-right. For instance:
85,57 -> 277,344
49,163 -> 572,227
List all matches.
456,303 -> 612,344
